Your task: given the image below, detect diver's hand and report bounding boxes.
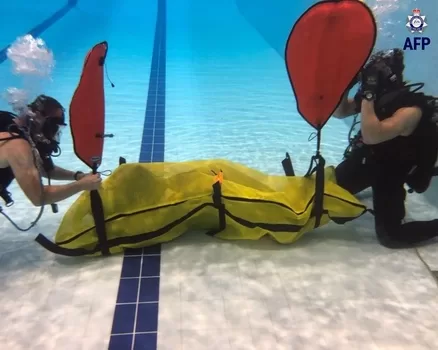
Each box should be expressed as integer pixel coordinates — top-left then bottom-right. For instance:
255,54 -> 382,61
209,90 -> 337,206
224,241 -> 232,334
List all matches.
78,173 -> 102,191
75,171 -> 86,181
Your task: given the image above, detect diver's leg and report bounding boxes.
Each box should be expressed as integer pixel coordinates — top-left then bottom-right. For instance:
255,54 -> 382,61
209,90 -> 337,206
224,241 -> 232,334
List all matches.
373,174 -> 438,248
335,156 -> 372,195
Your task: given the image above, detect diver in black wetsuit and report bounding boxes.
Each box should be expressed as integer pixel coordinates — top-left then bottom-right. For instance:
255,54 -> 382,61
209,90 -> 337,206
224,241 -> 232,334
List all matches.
0,95 -> 101,209
333,48 -> 438,248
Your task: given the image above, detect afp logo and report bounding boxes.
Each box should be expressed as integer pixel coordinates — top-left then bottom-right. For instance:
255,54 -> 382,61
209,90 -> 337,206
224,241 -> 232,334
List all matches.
403,8 -> 431,51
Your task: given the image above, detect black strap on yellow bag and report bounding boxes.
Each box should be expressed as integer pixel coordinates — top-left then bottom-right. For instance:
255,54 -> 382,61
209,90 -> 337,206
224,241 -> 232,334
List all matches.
304,128 -> 325,228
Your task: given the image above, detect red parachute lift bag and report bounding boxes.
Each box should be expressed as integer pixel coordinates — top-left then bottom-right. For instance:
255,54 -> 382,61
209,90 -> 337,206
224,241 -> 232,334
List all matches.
285,0 -> 377,129
282,0 -> 376,229
69,41 -> 108,170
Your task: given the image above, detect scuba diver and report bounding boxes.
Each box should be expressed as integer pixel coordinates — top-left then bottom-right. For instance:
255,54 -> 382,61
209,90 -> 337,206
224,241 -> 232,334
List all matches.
333,48 -> 438,248
0,95 -> 101,209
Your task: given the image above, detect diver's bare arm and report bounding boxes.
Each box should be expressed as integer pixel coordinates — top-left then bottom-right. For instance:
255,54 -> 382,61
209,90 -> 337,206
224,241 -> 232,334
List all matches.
6,139 -> 85,206
47,166 -> 78,181
361,100 -> 422,144
332,93 -> 357,118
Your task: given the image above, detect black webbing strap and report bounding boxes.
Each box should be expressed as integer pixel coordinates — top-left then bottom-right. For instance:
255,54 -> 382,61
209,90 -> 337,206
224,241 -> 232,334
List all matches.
206,175 -> 226,236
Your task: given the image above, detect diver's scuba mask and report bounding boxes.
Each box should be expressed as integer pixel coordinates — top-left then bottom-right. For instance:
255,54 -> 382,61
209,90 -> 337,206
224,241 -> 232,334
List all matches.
362,49 -> 400,94
361,49 -> 426,115
26,95 -> 66,157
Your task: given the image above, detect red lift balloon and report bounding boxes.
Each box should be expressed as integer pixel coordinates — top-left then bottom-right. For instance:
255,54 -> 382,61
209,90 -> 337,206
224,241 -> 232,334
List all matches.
285,0 -> 376,129
70,41 -> 108,169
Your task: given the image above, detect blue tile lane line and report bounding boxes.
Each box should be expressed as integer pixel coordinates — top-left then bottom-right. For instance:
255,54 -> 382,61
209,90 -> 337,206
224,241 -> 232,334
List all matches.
0,0 -> 78,64
108,0 -> 166,349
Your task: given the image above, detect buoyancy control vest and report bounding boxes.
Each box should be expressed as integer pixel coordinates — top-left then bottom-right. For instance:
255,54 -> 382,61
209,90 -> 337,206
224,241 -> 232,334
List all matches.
352,87 -> 438,193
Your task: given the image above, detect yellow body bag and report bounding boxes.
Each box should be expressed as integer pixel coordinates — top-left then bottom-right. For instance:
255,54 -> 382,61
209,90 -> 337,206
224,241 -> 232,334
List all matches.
35,159 -> 368,256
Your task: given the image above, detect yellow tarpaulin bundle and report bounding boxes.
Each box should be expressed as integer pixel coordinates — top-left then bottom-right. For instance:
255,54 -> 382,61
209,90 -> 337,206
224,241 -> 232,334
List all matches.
35,159 -> 368,256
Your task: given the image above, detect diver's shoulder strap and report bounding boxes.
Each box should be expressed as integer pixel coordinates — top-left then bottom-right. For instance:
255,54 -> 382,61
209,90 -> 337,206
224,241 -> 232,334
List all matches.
0,111 -> 27,142
0,111 -> 18,118
0,111 -> 18,130
0,135 -> 23,142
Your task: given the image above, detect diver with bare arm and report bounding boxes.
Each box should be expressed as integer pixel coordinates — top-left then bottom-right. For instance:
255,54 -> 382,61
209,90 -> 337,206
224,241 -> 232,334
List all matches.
332,48 -> 438,248
0,95 -> 101,208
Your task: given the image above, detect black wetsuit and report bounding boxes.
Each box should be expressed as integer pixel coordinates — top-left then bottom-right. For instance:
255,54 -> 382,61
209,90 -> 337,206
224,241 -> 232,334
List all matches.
0,111 -> 54,206
335,91 -> 438,248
